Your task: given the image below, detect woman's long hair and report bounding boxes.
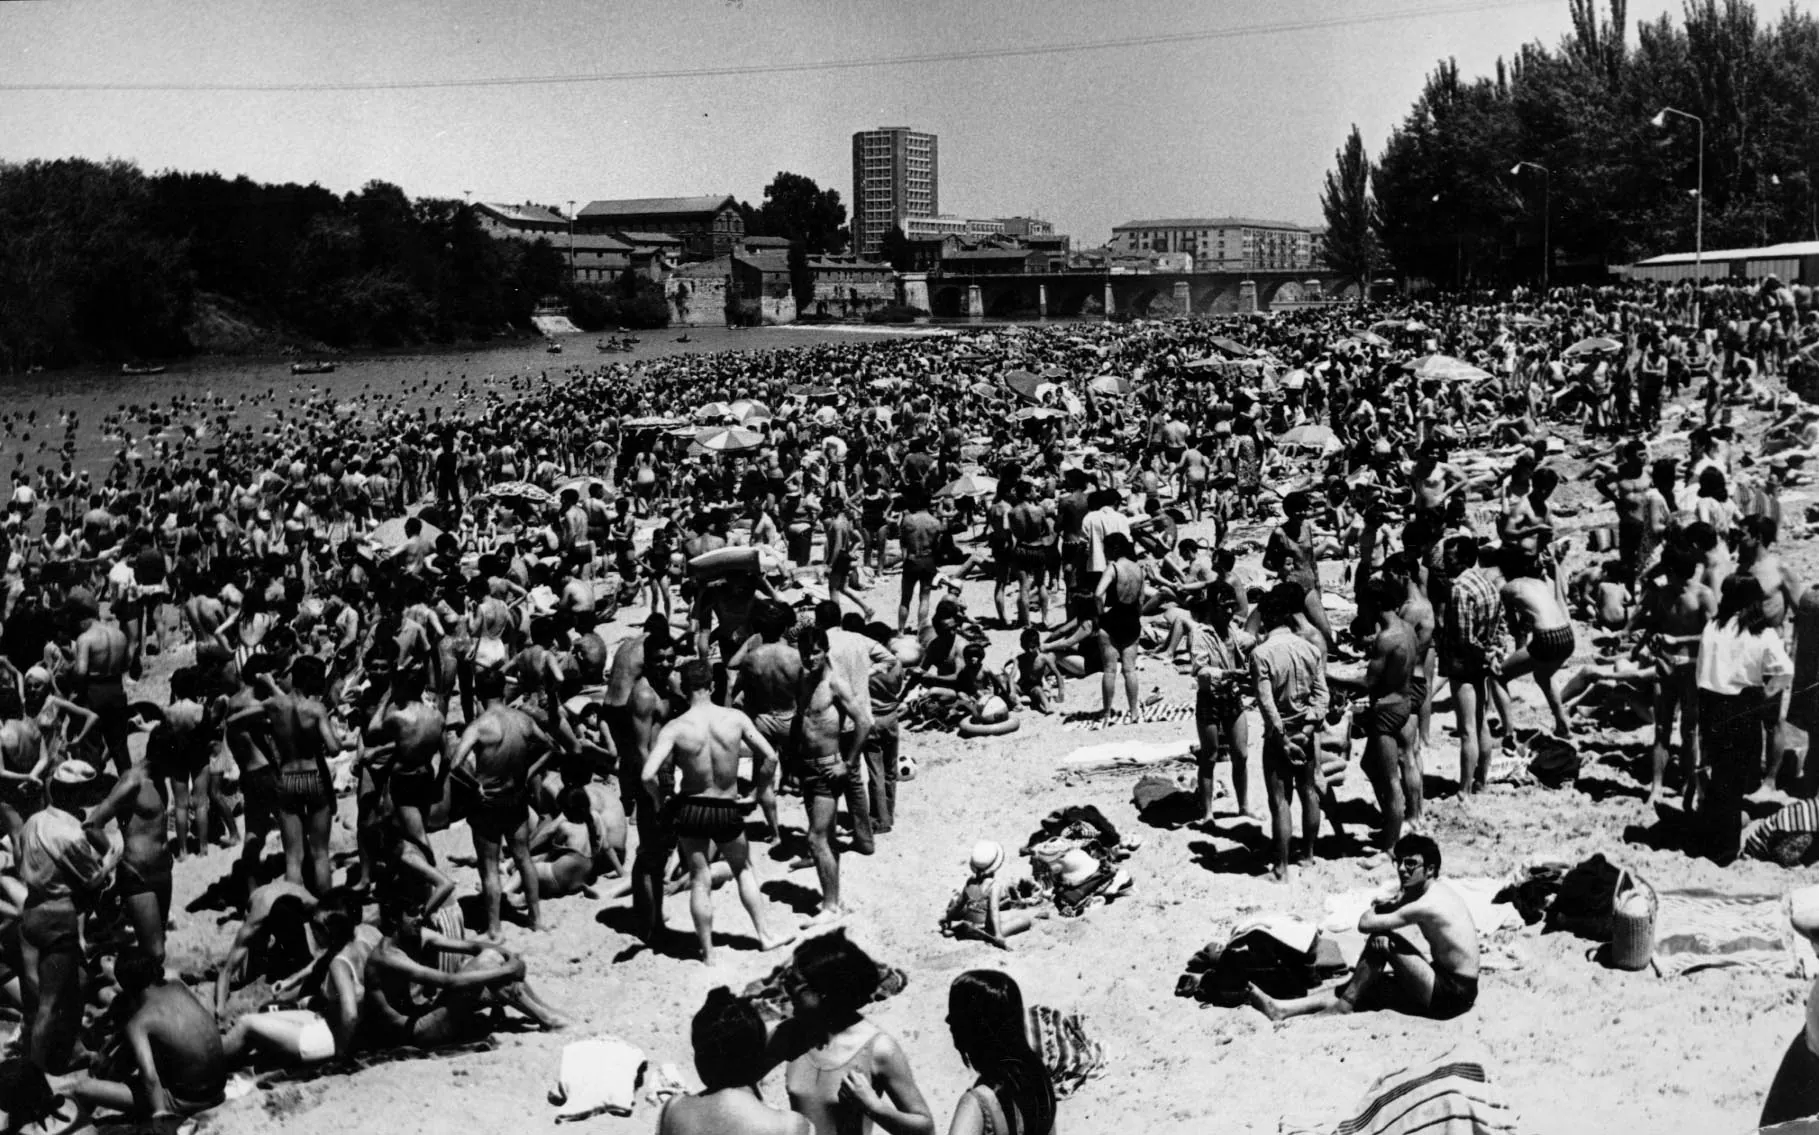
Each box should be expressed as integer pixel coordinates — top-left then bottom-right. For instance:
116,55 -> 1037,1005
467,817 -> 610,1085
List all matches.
947,971 -> 1055,1135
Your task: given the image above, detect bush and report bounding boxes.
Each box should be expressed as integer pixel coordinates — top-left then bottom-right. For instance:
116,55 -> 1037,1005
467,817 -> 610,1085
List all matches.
565,274 -> 671,332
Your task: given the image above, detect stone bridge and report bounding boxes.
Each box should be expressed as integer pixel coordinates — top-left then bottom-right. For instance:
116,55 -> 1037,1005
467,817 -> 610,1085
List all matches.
903,269 -> 1358,320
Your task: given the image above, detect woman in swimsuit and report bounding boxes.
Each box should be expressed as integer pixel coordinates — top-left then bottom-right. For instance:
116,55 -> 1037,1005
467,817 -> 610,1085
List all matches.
660,988 -> 809,1135
514,788 -> 599,900
20,665 -> 97,776
945,970 -> 1057,1135
1093,532 -> 1145,719
773,930 -> 933,1135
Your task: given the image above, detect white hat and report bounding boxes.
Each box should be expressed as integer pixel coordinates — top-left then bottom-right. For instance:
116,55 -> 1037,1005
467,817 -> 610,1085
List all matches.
53,759 -> 97,785
969,839 -> 1005,877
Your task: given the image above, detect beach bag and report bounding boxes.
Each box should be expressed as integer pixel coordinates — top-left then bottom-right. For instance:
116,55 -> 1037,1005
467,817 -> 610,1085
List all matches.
1526,735 -> 1582,788
1546,853 -> 1622,940
1181,917 -> 1320,1007
1609,868 -> 1658,971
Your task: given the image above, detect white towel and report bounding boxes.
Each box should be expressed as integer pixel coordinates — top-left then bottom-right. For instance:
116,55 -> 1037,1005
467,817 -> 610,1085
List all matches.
550,1033 -> 645,1122
1321,877 -> 1521,937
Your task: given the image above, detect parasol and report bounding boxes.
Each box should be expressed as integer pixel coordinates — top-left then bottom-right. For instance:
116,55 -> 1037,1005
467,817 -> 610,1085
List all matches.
785,383 -> 839,399
1013,406 -> 1067,422
1563,336 -> 1622,358
369,516 -> 445,551
1410,354 -> 1495,383
485,480 -> 557,505
936,473 -> 1000,499
694,400 -> 734,420
1003,369 -> 1047,401
1088,374 -> 1132,395
1347,329 -> 1391,347
729,399 -> 771,423
692,426 -> 765,453
1277,424 -> 1339,452
559,475 -> 611,498
1208,336 -> 1251,357
623,414 -> 687,430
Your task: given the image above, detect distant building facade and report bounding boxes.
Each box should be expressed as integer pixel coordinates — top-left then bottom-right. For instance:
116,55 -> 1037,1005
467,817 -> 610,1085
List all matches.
576,195 -> 743,260
1110,217 -> 1313,271
852,126 -> 939,257
475,202 -> 567,238
997,216 -> 1055,239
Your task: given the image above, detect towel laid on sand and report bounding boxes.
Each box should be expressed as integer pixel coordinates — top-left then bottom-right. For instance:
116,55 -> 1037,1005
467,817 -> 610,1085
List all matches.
1028,1003 -> 1105,1099
1321,878 -> 1522,937
1652,889 -> 1812,979
1057,738 -> 1194,769
1061,701 -> 1194,731
551,1034 -> 645,1121
1281,1045 -> 1517,1135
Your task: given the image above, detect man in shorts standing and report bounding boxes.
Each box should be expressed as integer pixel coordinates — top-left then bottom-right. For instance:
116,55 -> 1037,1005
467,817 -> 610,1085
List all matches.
792,627 -> 871,925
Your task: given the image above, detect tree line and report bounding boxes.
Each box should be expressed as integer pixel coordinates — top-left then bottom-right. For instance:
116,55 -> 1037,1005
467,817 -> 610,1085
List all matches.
1321,0 -> 1819,291
0,158 -> 664,371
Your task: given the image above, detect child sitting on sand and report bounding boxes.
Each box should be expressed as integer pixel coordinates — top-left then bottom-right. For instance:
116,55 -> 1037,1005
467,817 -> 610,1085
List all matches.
1006,627 -> 1066,714
943,841 -> 1046,949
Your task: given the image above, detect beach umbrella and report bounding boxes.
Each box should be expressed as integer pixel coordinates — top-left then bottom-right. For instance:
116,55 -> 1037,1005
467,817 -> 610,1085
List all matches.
1013,406 -> 1067,422
1003,369 -> 1047,401
559,475 -> 611,498
694,400 -> 734,420
814,406 -> 839,427
1088,374 -> 1132,395
693,426 -> 764,453
968,380 -> 997,396
486,480 -> 557,505
1563,336 -> 1622,358
1411,354 -> 1495,383
623,414 -> 686,430
369,516 -> 444,552
1506,314 -> 1547,327
1038,365 -> 1069,379
729,399 -> 771,422
1278,424 -> 1339,453
1347,329 -> 1391,347
936,472 -> 999,499
786,383 -> 839,399
1208,336 -> 1251,357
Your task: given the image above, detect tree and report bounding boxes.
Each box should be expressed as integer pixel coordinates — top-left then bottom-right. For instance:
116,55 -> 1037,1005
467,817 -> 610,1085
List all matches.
753,172 -> 849,254
787,243 -> 814,312
1320,126 -> 1381,296
879,224 -> 913,271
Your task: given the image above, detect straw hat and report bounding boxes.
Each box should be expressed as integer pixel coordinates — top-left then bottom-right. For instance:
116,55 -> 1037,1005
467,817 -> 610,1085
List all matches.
969,840 -> 1005,877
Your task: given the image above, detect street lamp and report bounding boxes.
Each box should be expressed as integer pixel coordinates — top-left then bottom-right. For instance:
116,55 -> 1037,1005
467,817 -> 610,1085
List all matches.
1509,161 -> 1550,293
1651,106 -> 1704,326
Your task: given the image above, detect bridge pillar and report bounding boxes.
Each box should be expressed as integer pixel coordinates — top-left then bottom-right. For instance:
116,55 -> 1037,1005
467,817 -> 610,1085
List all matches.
1038,284 -> 1048,319
1103,282 -> 1115,316
897,272 -> 929,313
1172,281 -> 1191,315
966,284 -> 984,319
1238,279 -> 1258,313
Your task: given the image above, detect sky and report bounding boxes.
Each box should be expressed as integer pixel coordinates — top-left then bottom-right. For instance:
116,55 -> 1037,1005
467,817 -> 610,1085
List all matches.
0,0 -> 1703,246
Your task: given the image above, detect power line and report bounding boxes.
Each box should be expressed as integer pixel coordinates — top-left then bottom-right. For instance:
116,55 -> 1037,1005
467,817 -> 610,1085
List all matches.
1,0 -> 1556,93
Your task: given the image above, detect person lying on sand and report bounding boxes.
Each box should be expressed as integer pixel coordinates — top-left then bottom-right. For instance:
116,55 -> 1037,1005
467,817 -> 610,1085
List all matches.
1247,834 -> 1479,1022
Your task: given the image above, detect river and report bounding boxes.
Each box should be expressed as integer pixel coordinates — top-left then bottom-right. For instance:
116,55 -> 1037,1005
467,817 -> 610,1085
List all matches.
0,322 -> 985,480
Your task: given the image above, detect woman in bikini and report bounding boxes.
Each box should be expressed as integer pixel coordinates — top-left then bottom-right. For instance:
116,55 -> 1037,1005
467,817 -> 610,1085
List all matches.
945,970 -> 1057,1135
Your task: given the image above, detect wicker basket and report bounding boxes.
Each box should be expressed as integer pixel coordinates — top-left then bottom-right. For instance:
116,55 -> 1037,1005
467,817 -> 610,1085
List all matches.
1610,868 -> 1658,971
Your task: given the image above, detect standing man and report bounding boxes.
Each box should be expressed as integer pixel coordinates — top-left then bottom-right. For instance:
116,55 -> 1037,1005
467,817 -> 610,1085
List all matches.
1440,537 -> 1503,795
627,633 -> 677,950
1361,575 -> 1417,852
70,594 -> 130,773
1498,548 -> 1577,740
729,602 -> 799,843
450,670 -> 555,937
641,659 -> 795,966
896,489 -> 942,635
1250,584 -> 1330,882
792,627 -> 871,925
250,657 -> 346,896
1007,480 -> 1053,628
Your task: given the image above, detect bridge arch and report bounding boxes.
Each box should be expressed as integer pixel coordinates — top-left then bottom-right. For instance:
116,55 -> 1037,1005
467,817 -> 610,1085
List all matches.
930,285 -> 966,318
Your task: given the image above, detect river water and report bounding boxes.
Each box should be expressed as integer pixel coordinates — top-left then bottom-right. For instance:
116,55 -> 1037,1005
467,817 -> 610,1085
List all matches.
0,323 -> 973,479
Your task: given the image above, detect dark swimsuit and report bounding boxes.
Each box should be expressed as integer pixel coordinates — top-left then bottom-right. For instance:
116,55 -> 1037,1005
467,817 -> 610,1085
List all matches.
1529,624 -> 1575,667
665,795 -> 744,841
276,764 -> 332,813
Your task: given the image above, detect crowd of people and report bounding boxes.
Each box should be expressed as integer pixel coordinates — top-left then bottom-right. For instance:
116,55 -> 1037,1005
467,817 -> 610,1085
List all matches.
0,270 -> 1817,1131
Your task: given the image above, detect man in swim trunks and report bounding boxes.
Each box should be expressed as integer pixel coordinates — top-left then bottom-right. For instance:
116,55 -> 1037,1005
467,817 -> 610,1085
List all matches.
642,658 -> 795,966
1634,544 -> 1716,806
246,656 -> 347,896
728,601 -> 797,843
451,669 -> 557,937
1498,547 -> 1577,739
1007,479 -> 1053,628
793,626 -> 871,925
70,595 -> 130,772
52,953 -> 227,1126
1248,833 -> 1479,1022
1361,574 -> 1416,852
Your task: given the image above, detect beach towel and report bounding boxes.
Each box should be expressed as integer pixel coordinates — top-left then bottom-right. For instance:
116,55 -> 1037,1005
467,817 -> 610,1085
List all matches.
1744,801 -> 1819,863
550,1033 -> 645,1122
1061,700 -> 1194,731
1281,1045 -> 1516,1135
1651,889 -> 1812,979
1027,1003 -> 1105,1099
1321,878 -> 1521,938
1057,738 -> 1194,769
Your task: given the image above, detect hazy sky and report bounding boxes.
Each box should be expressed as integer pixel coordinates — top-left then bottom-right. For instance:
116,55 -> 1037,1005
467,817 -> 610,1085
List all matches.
2,0 -> 1695,245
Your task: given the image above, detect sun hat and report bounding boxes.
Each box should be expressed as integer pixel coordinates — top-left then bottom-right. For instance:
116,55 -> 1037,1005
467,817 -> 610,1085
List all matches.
969,840 -> 1005,877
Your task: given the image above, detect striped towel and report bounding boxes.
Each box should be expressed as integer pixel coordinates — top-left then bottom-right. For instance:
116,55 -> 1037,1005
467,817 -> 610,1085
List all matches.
1027,1003 -> 1104,1100
1061,700 -> 1194,731
1282,1050 -> 1516,1135
1651,889 -> 1810,979
1743,801 -> 1819,861
433,904 -> 468,974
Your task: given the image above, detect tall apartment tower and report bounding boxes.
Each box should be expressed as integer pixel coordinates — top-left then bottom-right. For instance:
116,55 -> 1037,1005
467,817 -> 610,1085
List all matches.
851,126 -> 938,257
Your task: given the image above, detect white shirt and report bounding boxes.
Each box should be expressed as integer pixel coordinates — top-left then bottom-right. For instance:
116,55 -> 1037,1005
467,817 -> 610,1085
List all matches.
1697,621 -> 1793,696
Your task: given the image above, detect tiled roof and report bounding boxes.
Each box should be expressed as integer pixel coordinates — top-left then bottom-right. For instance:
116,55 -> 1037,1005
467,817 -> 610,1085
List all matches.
612,231 -> 684,246
579,195 -> 736,218
478,202 -> 566,226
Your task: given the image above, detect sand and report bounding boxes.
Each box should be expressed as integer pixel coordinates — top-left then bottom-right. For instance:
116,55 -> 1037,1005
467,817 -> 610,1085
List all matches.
48,402 -> 1819,1135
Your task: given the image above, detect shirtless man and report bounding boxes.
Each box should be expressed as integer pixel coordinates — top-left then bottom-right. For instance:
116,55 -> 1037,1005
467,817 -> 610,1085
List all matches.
1248,834 -> 1479,1021
243,656 -> 346,896
1738,515 -> 1805,629
370,666 -> 447,866
53,954 -> 226,1127
451,670 -> 555,937
1395,560 -> 1438,777
642,659 -> 795,965
84,739 -> 173,964
222,655 -> 280,900
71,595 -> 131,772
1594,442 -> 1653,567
1362,576 -> 1416,851
0,710 -> 48,844
729,601 -> 797,843
1631,545 -> 1715,806
212,879 -> 320,1020
1498,548 -> 1577,738
1006,480 -> 1052,628
627,633 -> 677,949
602,613 -> 668,820
1265,492 -> 1333,651
361,906 -> 564,1051
793,627 -> 871,925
